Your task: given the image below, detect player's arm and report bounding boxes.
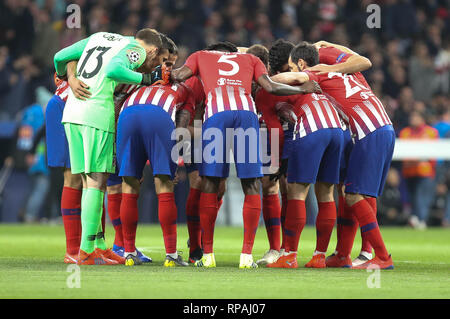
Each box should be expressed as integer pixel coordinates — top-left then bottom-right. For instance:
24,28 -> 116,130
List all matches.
309,42 -> 372,75
171,65 -> 193,83
66,61 -> 91,100
172,51 -> 201,83
270,72 -> 310,85
256,74 -> 321,96
105,45 -> 149,85
54,37 -> 90,78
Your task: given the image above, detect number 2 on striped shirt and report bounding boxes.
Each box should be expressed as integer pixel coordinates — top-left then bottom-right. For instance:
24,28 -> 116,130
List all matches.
328,72 -> 368,98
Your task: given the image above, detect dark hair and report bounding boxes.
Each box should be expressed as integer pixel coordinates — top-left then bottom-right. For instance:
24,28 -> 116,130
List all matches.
269,39 -> 294,73
135,28 -> 162,48
160,33 -> 178,55
205,41 -> 238,52
290,41 -> 319,68
247,44 -> 269,67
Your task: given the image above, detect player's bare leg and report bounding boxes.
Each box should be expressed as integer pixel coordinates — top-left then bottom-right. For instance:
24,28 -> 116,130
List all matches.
268,182 -> 309,268
305,182 -> 336,268
155,174 -> 188,267
61,169 -> 82,263
257,176 -> 281,265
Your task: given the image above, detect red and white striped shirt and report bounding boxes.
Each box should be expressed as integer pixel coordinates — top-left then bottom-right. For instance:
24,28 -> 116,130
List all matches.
121,83 -> 194,123
114,83 -> 140,123
54,81 -> 70,102
184,50 -> 268,121
292,93 -> 343,139
314,72 -> 392,140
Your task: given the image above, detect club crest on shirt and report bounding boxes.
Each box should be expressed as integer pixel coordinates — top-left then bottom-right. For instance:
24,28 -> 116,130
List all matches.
217,78 -> 226,86
360,91 -> 370,100
127,50 -> 141,64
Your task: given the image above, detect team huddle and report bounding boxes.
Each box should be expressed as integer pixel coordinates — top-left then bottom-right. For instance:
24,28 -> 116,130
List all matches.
48,27 -> 394,270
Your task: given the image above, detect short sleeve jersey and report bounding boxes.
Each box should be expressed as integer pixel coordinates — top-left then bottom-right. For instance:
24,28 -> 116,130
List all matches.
62,32 -> 146,133
122,82 -> 195,123
184,50 -> 268,121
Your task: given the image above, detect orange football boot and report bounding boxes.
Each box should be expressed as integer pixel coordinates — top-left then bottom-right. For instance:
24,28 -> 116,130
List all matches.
64,253 -> 78,264
325,254 -> 352,268
352,255 -> 394,270
305,254 -> 326,268
77,249 -> 119,265
267,253 -> 298,268
95,248 -> 126,264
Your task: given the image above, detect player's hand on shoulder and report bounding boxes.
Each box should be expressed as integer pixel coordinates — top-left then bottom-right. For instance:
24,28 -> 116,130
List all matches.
275,102 -> 297,124
68,75 -> 91,100
301,80 -> 322,94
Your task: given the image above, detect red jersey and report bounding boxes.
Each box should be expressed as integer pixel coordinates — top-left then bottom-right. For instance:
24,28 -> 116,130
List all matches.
55,80 -> 70,102
122,83 -> 195,123
184,76 -> 206,108
313,48 -> 391,140
255,88 -> 294,157
291,74 -> 343,139
114,84 -> 140,124
184,75 -> 206,124
318,47 -> 370,88
184,50 -> 268,121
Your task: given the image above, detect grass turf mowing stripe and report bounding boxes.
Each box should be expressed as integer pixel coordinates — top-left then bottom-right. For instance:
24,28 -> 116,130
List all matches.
0,225 -> 449,299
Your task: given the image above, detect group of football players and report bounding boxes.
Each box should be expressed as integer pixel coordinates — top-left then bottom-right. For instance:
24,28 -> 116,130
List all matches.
48,26 -> 394,270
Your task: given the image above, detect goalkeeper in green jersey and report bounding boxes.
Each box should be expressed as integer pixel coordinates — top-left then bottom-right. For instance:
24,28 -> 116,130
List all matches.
53,28 -> 168,265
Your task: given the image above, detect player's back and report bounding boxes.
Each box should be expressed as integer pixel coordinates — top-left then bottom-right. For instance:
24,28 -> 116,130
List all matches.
63,32 -> 144,132
315,71 -> 391,140
292,92 -> 343,139
122,83 -> 194,122
184,50 -> 267,121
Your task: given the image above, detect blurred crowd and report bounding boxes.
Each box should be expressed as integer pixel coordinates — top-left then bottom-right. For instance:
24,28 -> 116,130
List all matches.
0,0 -> 449,227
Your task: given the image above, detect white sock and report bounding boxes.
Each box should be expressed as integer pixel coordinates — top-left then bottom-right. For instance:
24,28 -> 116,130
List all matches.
167,252 -> 178,259
360,251 -> 372,259
313,250 -> 326,256
124,251 -> 137,258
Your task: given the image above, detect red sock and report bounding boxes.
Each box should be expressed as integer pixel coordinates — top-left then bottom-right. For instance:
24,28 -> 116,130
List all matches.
186,188 -> 202,252
280,193 -> 288,250
107,193 -> 123,247
337,200 -> 358,257
361,197 -> 377,254
61,187 -> 82,255
351,199 -> 389,260
315,201 -> 336,253
158,192 -> 177,254
199,193 -> 218,254
120,193 -> 139,252
242,194 -> 261,254
284,199 -> 306,253
217,198 -> 223,211
262,194 -> 281,251
335,195 -> 345,252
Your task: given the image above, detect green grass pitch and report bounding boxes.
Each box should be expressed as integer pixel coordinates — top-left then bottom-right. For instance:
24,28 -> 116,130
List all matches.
0,224 -> 449,299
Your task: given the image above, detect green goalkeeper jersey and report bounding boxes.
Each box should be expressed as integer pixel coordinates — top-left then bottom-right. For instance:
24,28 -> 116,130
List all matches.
54,32 -> 147,132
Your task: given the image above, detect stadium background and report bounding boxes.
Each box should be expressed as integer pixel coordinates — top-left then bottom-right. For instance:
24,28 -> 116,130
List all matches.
0,0 -> 449,228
